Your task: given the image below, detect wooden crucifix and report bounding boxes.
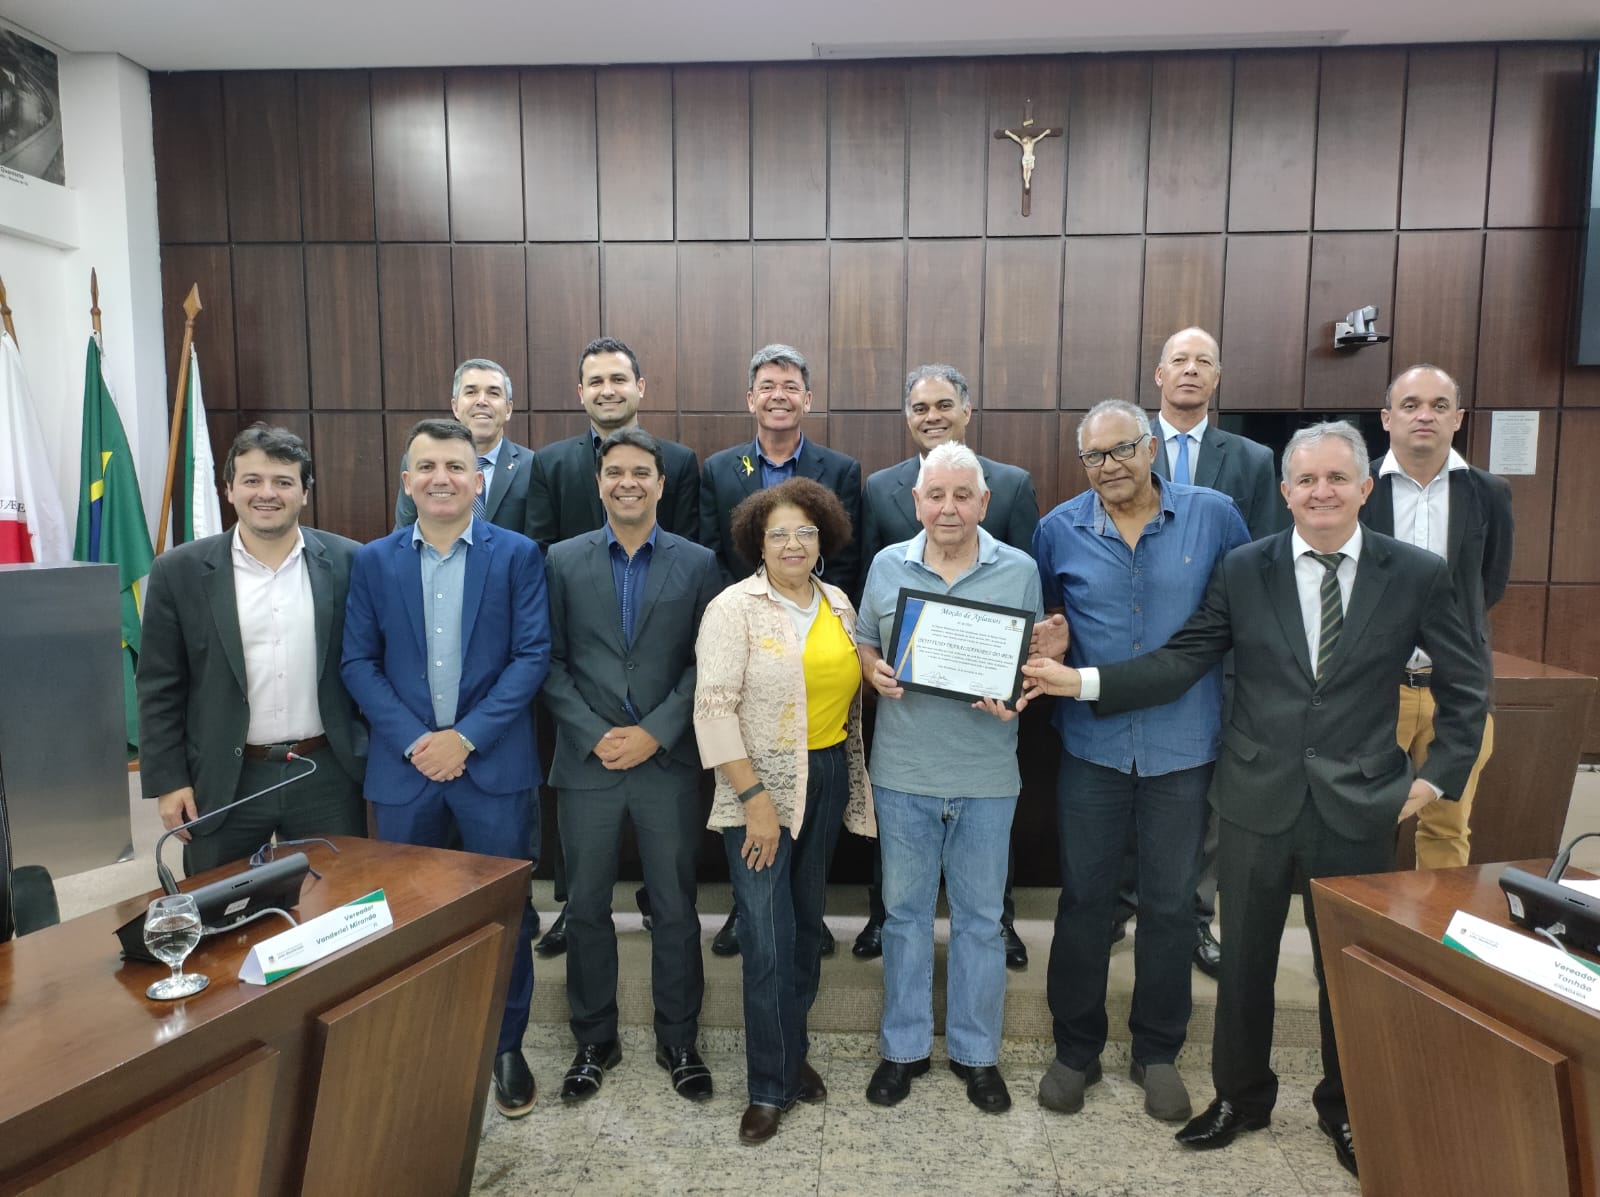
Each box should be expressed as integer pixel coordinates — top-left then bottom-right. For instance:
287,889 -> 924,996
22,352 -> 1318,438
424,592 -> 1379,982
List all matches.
994,99 -> 1060,217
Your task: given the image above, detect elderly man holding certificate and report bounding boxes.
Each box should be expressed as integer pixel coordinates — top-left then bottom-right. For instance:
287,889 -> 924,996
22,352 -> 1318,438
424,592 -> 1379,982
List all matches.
855,442 -> 1043,1115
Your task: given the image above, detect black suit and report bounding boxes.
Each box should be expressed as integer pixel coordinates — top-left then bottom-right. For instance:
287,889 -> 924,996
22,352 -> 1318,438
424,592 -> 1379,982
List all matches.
137,528 -> 368,875
700,437 -> 863,593
1094,528 -> 1489,1123
861,454 -> 1039,561
1152,422 -> 1284,540
524,431 -> 699,550
394,438 -> 533,531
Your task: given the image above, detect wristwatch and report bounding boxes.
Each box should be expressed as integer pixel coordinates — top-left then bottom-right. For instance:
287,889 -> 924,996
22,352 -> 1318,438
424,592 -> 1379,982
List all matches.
456,731 -> 476,753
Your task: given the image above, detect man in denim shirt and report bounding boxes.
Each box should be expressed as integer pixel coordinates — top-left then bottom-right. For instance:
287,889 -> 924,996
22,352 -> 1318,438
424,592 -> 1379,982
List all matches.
1031,400 -> 1248,1124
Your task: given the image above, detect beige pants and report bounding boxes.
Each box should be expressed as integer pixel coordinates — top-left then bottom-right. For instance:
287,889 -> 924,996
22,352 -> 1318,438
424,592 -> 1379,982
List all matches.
1395,683 -> 1495,869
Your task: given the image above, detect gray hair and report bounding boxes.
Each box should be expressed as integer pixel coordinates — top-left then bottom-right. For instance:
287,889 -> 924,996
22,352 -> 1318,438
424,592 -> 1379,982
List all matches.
1075,399 -> 1153,451
748,343 -> 810,391
903,364 -> 971,412
915,441 -> 988,497
452,357 -> 513,404
1281,420 -> 1369,483
1384,363 -> 1461,409
1158,327 -> 1222,369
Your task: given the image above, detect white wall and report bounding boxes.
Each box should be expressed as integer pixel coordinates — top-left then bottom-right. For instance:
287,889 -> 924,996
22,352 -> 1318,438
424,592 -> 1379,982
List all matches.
0,50 -> 166,540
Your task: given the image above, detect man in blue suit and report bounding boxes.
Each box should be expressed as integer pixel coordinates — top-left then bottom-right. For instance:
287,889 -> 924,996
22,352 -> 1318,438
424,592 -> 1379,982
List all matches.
342,417 -> 551,1118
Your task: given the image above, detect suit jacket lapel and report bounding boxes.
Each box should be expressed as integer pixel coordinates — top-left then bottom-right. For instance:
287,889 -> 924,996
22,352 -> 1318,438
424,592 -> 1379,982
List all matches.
634,535 -> 676,644
485,441 -> 519,522
394,531 -> 427,657
1446,469 -> 1469,566
1194,428 -> 1224,490
202,538 -> 248,696
1323,535 -> 1395,681
581,531 -> 627,655
797,439 -> 826,482
1262,535 -> 1314,686
462,520 -> 491,648
732,440 -> 763,500
891,457 -> 918,530
303,530 -> 335,680
574,437 -> 606,529
1365,473 -> 1396,536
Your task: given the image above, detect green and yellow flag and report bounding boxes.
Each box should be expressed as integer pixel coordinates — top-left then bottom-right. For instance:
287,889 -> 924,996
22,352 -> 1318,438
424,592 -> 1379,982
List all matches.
73,332 -> 154,756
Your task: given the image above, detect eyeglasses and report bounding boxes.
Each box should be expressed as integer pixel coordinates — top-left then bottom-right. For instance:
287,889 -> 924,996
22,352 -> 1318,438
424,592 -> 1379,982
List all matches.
765,526 -> 820,545
1078,437 -> 1148,468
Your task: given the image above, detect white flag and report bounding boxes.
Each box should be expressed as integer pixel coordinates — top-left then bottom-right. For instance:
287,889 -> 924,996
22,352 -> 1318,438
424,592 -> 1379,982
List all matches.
0,331 -> 71,563
183,346 -> 222,541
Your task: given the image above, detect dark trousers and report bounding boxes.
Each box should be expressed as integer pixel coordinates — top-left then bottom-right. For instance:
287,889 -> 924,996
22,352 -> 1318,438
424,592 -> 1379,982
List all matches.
374,778 -> 538,1057
560,767 -> 704,1049
1212,796 -> 1394,1124
182,746 -> 366,877
1048,753 -> 1211,1069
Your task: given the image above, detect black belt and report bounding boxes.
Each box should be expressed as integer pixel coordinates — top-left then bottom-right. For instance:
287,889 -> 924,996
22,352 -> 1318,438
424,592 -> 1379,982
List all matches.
1402,670 -> 1432,689
243,734 -> 328,760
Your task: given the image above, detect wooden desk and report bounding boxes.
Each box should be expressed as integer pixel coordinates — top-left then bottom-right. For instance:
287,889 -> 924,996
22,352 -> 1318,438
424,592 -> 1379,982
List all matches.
1314,863 -> 1599,1197
0,838 -> 528,1197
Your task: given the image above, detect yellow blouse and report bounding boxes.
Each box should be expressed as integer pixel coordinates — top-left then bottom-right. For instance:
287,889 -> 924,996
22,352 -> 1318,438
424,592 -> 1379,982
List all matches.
803,604 -> 857,750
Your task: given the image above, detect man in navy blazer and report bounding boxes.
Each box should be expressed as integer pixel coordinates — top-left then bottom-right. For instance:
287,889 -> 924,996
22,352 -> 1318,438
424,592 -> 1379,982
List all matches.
343,417 -> 551,1118
542,428 -> 723,1104
394,358 -> 534,532
700,343 -> 863,593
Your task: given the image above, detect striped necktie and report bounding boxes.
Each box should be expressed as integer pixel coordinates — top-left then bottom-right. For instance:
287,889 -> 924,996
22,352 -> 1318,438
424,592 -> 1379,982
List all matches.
1309,551 -> 1345,681
474,456 -> 490,519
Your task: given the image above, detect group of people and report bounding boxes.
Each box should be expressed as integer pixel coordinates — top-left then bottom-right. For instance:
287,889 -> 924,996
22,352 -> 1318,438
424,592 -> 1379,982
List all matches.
135,326 -> 1510,1177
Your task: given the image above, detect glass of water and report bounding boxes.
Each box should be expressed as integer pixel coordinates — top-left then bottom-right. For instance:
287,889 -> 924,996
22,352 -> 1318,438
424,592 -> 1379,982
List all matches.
143,893 -> 209,1000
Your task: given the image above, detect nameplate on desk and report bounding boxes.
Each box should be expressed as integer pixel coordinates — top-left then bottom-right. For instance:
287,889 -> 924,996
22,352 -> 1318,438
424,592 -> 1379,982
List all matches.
1442,909 -> 1600,1011
239,890 -> 393,985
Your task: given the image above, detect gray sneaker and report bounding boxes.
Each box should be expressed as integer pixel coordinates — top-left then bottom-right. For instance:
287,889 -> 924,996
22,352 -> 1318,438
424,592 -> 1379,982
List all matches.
1037,1058 -> 1102,1114
1130,1060 -> 1192,1122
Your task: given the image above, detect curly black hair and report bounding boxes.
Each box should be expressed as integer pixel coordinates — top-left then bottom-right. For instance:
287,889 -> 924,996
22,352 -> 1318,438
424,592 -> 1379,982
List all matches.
729,477 -> 853,575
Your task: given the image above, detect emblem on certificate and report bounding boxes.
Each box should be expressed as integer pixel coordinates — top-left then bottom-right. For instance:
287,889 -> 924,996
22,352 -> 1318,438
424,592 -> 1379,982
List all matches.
887,589 -> 1035,706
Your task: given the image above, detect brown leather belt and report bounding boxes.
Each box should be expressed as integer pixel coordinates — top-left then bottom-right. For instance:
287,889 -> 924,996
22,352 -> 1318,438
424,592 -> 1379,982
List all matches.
243,734 -> 329,760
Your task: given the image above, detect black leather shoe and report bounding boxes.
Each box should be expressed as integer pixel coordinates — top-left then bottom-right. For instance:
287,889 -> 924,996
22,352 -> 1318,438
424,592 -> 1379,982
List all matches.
636,885 -> 653,933
1318,1117 -> 1358,1177
493,1049 -> 537,1116
711,910 -> 740,956
739,1103 -> 782,1144
1193,923 -> 1221,979
559,1040 -> 621,1103
1001,921 -> 1028,969
852,917 -> 884,959
866,1057 -> 930,1107
949,1061 -> 1012,1113
656,1043 -> 714,1102
819,923 -> 836,957
797,1061 -> 827,1104
1175,1098 -> 1270,1149
534,906 -> 568,957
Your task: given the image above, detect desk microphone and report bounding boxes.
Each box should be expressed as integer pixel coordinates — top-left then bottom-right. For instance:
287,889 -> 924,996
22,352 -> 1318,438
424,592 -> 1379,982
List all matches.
1545,831 -> 1600,885
154,748 -> 319,894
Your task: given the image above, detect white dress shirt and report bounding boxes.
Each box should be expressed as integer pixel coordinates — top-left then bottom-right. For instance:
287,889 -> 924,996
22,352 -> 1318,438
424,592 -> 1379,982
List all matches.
1379,447 -> 1468,670
1157,414 -> 1208,480
232,528 -> 323,744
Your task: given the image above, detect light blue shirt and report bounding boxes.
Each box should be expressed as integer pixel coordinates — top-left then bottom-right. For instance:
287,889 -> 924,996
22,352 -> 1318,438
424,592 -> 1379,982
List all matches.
413,520 -> 474,730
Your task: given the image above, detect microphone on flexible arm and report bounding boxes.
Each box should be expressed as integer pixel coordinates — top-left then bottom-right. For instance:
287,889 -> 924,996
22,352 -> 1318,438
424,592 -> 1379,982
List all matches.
154,747 -> 319,894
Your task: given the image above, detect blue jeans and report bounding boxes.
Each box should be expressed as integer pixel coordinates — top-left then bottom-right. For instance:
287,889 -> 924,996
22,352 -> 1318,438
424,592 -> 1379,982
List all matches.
722,743 -> 850,1108
1047,753 -> 1211,1069
875,785 -> 1017,1067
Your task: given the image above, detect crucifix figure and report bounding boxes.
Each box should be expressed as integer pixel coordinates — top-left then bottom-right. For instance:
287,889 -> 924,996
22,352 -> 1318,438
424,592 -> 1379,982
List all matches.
994,99 -> 1061,217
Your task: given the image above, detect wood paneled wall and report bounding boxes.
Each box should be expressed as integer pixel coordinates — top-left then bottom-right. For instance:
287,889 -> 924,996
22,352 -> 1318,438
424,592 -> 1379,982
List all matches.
151,44 -> 1600,748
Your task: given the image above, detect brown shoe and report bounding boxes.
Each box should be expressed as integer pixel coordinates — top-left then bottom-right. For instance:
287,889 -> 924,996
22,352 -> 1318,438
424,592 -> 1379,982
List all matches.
739,1103 -> 782,1145
798,1061 -> 827,1104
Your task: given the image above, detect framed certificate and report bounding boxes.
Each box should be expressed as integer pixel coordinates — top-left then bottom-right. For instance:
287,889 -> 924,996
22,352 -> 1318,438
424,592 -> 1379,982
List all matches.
887,589 -> 1035,706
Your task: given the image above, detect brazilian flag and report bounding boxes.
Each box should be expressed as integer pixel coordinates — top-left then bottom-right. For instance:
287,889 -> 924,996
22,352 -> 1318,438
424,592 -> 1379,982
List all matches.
73,333 -> 154,757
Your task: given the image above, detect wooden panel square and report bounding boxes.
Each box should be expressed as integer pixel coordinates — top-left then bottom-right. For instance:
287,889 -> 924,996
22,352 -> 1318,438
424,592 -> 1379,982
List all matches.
1220,235 -> 1310,410
1391,232 -> 1484,407
1545,585 -> 1600,750
526,244 -> 600,412
312,413 -> 389,546
754,243 -> 830,409
305,244 -> 380,410
601,243 -> 678,414
1139,236 -> 1225,409
829,65 -> 907,239
907,61 -> 988,237
522,68 -> 599,242
445,68 -> 524,241
986,61 -> 1068,237
828,411 -> 911,482
151,73 -> 228,242
983,239 -> 1062,410
597,68 -> 675,241
1055,415 -> 1093,510
224,73 -> 301,242
1303,233 -> 1396,410
1551,409 -> 1600,584
1065,56 -> 1151,236
1468,408 -> 1555,584
371,69 -> 450,242
452,245 -> 528,404
1228,52 -> 1318,232
905,240 -> 983,405
675,67 -> 751,241
297,71 -> 375,242
161,246 -> 236,412
983,411 -> 1058,515
1061,236 -> 1144,410
1487,46 -> 1589,229
378,244 -> 455,410
1313,49 -> 1406,231
1146,54 -> 1233,234
1478,230 -> 1575,410
1566,361 -> 1600,408
677,412 -> 764,466
750,66 -> 827,239
829,241 -> 905,410
233,246 -> 308,412
1400,48 -> 1495,230
1488,583 -> 1547,662
678,243 -> 754,411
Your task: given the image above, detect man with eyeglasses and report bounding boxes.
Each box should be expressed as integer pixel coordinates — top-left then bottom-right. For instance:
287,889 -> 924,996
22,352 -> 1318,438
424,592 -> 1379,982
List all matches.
1027,400 -> 1248,1126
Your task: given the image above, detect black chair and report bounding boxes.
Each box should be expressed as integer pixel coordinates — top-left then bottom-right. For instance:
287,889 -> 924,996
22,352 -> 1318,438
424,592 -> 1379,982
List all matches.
1,756 -> 60,942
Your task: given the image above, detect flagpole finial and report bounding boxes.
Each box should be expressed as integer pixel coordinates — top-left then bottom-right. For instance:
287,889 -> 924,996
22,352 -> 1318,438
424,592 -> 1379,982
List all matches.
183,284 -> 202,323
0,271 -> 15,346
90,268 -> 103,339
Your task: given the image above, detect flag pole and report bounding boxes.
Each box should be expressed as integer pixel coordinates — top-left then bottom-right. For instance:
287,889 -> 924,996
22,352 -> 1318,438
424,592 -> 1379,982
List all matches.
0,272 -> 16,346
90,268 -> 102,340
155,285 -> 203,555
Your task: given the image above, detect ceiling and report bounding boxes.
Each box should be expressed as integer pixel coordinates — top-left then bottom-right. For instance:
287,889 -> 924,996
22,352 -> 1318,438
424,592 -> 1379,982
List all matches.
4,0 -> 1598,72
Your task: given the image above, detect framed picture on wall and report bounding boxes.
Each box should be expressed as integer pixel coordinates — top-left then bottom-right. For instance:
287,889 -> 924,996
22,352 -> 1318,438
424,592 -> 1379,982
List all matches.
0,27 -> 64,186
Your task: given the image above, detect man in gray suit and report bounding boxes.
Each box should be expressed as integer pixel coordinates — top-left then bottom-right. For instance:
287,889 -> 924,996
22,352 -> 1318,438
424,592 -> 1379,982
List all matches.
1021,420 -> 1489,1179
541,427 -> 723,1104
394,358 -> 534,532
138,425 -> 367,876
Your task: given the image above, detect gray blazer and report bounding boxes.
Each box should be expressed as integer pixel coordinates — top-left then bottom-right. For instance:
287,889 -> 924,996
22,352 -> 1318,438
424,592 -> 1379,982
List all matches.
136,528 -> 368,832
394,438 -> 534,531
861,453 -> 1039,564
539,527 -> 723,788
1152,422 -> 1284,540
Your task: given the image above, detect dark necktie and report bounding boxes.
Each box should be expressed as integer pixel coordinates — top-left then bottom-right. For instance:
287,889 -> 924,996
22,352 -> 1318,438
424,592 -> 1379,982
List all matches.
474,456 -> 490,519
1310,551 -> 1345,681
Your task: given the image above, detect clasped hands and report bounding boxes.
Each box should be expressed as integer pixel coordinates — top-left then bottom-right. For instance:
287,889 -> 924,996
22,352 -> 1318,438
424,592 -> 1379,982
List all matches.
411,730 -> 470,781
591,725 -> 661,770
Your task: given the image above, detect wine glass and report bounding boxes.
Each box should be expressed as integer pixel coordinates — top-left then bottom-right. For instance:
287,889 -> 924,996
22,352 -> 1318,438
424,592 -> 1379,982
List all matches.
143,893 -> 210,1000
